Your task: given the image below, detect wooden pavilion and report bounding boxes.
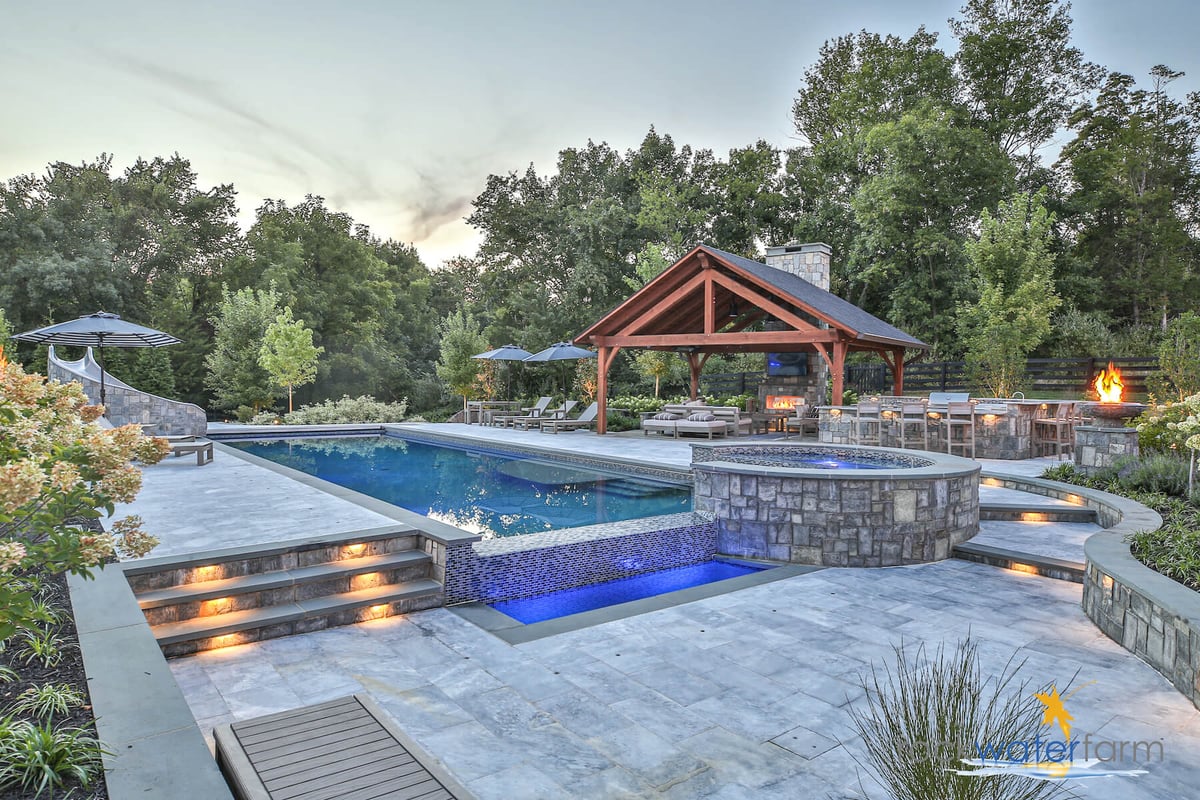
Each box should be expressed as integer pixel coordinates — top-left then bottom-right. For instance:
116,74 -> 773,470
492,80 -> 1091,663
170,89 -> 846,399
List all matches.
575,244 -> 929,433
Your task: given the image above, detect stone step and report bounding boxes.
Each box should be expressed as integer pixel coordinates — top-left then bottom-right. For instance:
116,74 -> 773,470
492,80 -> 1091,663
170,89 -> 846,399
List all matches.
136,550 -> 432,626
155,579 -> 444,658
124,525 -> 418,593
952,542 -> 1085,583
978,502 -> 1098,523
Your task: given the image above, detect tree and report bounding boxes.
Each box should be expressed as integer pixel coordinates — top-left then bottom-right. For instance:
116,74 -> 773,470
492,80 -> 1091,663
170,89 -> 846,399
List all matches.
1151,312 -> 1200,402
958,191 -> 1061,396
1058,68 -> 1200,326
259,308 -> 323,412
205,286 -> 280,413
851,103 -> 1012,351
950,0 -> 1101,178
435,309 -> 488,414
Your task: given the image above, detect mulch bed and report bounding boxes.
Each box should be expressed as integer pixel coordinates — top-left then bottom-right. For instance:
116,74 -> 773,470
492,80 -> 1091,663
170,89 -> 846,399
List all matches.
0,532 -> 108,799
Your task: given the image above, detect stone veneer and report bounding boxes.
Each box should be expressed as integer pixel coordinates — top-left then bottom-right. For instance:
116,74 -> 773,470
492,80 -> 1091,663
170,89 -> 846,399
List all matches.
763,242 -> 831,409
1074,425 -> 1139,474
48,348 -> 207,435
692,443 -> 979,567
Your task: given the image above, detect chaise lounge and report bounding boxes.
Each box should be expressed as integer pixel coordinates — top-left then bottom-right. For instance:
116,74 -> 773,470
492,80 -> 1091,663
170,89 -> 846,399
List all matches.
540,401 -> 600,433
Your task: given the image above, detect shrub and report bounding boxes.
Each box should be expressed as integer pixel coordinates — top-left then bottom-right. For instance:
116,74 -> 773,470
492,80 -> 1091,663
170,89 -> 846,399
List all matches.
1150,312 -> 1200,402
610,395 -> 666,414
0,348 -> 166,639
847,637 -> 1069,800
0,718 -> 108,797
1134,395 -> 1200,453
254,395 -> 410,425
604,413 -> 641,433
1118,453 -> 1190,497
10,684 -> 85,719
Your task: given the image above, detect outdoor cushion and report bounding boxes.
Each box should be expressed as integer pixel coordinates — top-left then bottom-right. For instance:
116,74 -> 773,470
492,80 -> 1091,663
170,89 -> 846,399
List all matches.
687,412 -> 716,421
653,412 -> 680,420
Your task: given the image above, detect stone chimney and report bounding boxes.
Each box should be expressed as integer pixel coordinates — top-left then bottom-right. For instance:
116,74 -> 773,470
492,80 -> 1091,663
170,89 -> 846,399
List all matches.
764,242 -> 831,291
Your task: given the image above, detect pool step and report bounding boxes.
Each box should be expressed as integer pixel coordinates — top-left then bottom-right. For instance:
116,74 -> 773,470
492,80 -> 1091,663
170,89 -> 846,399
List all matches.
124,526 -> 445,658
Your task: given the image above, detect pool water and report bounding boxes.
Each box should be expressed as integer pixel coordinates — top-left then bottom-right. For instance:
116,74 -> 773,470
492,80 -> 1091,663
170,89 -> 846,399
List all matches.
489,561 -> 766,624
226,435 -> 691,538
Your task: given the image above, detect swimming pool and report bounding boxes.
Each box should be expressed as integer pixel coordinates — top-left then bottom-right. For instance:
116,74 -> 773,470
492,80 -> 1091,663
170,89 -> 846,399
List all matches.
225,435 -> 691,538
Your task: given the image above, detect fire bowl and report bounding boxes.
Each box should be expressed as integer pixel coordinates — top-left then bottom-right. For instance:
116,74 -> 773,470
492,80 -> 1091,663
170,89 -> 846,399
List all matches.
1080,402 -> 1147,427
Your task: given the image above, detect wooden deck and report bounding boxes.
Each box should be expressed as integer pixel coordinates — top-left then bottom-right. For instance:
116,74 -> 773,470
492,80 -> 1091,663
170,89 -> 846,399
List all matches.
214,695 -> 472,800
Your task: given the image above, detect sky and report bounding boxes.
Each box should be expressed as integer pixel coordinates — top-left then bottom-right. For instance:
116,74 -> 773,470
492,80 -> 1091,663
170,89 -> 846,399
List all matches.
2,0 -> 1198,268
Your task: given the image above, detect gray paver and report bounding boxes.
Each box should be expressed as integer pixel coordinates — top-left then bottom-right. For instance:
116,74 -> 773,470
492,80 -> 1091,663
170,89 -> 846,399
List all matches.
148,425 -> 1200,798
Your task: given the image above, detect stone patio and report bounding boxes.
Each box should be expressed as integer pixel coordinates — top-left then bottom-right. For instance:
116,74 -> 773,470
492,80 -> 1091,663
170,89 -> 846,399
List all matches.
114,423 -> 1200,798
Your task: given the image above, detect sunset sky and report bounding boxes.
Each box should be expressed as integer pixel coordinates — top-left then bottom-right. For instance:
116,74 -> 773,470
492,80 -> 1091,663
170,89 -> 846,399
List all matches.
3,0 -> 1197,267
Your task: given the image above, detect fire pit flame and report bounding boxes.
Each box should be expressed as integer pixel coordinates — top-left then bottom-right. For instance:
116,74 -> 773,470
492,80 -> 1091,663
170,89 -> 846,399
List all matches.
1094,362 -> 1124,403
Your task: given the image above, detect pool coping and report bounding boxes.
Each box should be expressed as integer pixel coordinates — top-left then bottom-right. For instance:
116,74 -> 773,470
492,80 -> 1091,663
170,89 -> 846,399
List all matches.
452,561 -> 824,644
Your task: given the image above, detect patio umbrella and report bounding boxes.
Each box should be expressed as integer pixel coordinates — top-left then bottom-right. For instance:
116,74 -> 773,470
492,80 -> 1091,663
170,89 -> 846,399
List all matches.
473,344 -> 534,400
522,342 -> 597,362
523,342 -> 597,397
13,311 -> 181,406
472,344 -> 534,361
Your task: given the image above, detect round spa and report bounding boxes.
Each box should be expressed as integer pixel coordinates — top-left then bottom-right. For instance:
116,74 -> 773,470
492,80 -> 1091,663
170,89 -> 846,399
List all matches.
691,443 -> 980,567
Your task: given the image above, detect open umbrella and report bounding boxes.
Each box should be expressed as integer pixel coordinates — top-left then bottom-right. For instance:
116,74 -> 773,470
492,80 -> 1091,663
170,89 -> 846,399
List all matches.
472,344 -> 534,361
13,311 -> 180,406
523,342 -> 597,396
522,342 -> 597,362
473,344 -> 534,401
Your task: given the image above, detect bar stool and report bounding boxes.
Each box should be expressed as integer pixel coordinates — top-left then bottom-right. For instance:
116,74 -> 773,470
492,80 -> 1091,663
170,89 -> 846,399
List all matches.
1034,402 -> 1074,459
851,400 -> 883,446
897,401 -> 929,450
944,401 -> 976,458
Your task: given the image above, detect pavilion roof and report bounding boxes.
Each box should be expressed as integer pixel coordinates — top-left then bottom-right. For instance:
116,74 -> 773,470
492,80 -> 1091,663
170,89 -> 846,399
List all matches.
576,244 -> 928,352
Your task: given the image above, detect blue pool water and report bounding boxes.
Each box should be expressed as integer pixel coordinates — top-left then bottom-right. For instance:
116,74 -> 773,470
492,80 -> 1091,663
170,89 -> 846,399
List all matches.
489,561 -> 765,623
226,435 -> 691,538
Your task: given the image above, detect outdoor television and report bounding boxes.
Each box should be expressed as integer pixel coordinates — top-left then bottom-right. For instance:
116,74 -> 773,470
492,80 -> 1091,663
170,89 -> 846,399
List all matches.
767,352 -> 808,377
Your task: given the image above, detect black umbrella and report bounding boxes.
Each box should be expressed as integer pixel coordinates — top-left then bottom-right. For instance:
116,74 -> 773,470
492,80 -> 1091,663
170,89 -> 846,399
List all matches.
13,311 -> 180,406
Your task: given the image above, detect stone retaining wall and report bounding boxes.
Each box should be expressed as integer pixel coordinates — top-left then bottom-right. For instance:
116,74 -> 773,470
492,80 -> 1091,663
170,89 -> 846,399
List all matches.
1083,532 -> 1200,711
48,357 -> 207,435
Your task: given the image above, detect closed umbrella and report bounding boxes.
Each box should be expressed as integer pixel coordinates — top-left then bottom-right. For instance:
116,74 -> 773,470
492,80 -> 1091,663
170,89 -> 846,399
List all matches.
13,311 -> 180,406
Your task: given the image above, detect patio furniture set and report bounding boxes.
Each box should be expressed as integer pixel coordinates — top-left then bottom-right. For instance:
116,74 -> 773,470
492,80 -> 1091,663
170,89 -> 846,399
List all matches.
475,397 -> 601,434
830,393 -> 1091,459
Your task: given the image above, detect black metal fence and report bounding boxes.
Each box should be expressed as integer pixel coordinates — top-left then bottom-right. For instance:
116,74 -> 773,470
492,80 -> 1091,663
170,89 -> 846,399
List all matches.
710,357 -> 1160,399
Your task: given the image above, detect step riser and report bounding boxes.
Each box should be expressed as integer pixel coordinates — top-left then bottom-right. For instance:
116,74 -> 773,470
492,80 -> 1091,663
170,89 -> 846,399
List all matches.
127,534 -> 420,593
143,562 -> 433,626
952,547 -> 1084,583
160,591 -> 445,658
979,509 -> 1097,523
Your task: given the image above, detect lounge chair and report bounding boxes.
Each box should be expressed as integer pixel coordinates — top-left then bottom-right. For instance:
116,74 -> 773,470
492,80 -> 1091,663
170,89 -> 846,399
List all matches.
540,402 -> 599,433
489,396 -> 551,427
514,400 -> 577,430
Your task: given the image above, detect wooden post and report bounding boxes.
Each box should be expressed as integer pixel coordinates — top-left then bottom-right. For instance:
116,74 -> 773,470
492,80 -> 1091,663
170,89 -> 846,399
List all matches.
687,352 -> 702,400
597,346 -> 610,434
831,340 -> 848,405
892,348 -> 905,396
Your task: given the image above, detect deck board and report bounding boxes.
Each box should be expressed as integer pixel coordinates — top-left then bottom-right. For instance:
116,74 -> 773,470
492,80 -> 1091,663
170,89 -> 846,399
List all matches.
215,695 -> 471,800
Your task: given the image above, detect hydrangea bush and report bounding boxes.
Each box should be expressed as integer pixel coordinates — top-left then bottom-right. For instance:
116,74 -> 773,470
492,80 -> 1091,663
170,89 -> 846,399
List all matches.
0,348 -> 168,638
1135,394 -> 1200,453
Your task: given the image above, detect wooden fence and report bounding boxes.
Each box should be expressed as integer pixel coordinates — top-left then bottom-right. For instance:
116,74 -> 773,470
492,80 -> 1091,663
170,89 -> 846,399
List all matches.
707,357 -> 1160,400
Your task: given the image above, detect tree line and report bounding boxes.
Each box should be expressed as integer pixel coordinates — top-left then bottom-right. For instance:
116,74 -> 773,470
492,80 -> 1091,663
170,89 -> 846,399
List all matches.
1,0 -> 1197,412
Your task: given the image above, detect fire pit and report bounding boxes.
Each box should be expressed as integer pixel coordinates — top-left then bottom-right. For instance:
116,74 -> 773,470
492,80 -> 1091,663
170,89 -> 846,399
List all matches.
1074,363 -> 1144,473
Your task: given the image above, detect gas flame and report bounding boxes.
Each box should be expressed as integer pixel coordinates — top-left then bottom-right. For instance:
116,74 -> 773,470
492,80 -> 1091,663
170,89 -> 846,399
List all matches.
1093,362 -> 1124,403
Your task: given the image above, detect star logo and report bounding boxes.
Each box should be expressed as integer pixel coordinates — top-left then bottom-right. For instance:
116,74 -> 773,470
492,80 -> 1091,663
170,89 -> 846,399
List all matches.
1034,685 -> 1075,741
